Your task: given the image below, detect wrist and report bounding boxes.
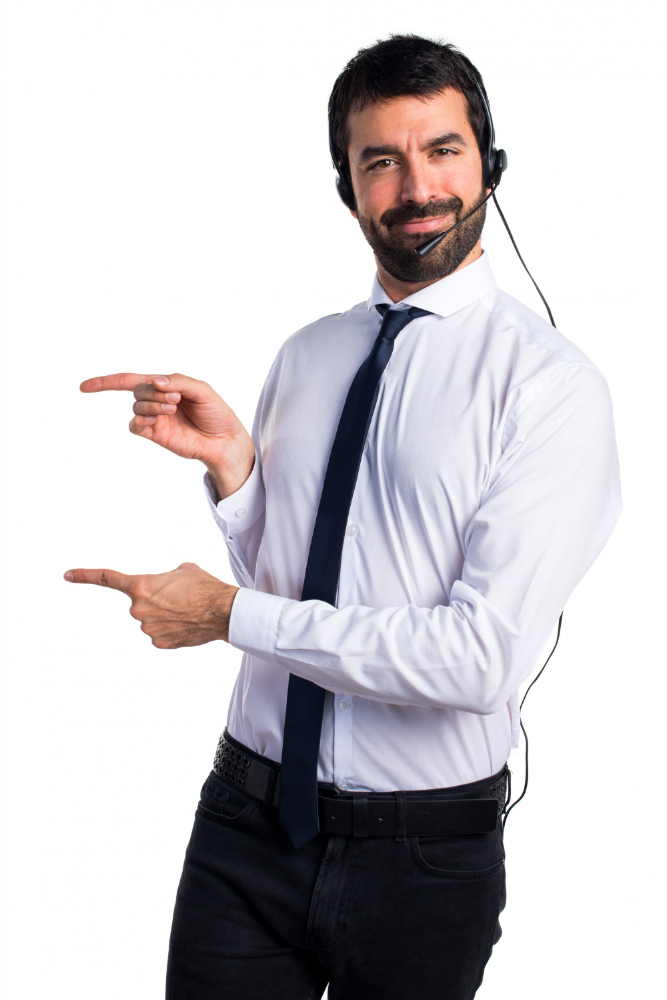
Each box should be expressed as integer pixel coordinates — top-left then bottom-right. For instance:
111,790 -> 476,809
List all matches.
205,440 -> 255,502
214,583 -> 239,643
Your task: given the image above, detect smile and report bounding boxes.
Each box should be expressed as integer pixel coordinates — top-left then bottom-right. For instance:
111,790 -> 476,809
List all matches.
396,215 -> 453,234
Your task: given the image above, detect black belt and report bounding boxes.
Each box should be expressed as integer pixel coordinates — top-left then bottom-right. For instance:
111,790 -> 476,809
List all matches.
213,731 -> 507,837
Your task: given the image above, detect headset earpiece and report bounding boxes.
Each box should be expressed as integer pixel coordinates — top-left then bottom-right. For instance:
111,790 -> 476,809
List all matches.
487,147 -> 508,190
473,80 -> 507,190
335,172 -> 356,211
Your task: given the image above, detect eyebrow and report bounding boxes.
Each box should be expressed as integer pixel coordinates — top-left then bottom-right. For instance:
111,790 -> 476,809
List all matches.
357,132 -> 468,166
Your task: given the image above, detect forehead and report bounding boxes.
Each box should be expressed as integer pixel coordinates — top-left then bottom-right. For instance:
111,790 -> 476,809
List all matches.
346,88 -> 474,154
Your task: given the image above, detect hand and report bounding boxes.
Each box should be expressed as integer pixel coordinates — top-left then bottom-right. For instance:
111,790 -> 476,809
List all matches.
64,562 -> 239,647
79,372 -> 255,499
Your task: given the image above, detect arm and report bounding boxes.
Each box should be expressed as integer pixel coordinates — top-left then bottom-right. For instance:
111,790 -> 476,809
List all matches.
228,365 -> 622,714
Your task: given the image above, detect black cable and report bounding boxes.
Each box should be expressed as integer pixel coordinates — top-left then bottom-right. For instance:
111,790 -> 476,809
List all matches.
488,192 -> 562,829
502,720 -> 529,828
502,613 -> 563,829
492,193 -> 556,328
519,612 -> 563,712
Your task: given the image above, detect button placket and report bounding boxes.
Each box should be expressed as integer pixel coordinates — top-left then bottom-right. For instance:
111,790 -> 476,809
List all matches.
333,692 -> 353,793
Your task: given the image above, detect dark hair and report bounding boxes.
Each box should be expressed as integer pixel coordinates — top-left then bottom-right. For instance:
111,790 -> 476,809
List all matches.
329,35 -> 490,181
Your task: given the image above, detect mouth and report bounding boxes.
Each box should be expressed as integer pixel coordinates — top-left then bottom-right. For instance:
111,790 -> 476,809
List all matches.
396,214 -> 453,234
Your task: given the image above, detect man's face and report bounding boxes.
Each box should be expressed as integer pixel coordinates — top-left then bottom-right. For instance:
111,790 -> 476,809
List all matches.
346,88 -> 488,284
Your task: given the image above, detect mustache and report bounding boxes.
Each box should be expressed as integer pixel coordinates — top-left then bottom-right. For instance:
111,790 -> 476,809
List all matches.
379,197 -> 464,229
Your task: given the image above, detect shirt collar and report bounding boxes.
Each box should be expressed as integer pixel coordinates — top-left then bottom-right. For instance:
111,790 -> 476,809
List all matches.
367,251 -> 496,319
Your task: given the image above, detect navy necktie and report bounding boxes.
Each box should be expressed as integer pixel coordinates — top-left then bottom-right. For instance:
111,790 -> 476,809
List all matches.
279,303 -> 431,849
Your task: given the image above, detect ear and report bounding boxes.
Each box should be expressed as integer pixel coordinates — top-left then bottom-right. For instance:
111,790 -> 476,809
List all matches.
350,209 -> 358,219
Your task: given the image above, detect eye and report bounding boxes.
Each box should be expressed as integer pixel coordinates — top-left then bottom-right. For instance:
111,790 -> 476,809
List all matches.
368,158 -> 395,171
432,147 -> 456,158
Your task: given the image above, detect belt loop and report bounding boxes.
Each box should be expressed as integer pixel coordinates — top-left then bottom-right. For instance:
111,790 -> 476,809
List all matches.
353,795 -> 369,837
395,790 -> 406,842
262,766 -> 278,813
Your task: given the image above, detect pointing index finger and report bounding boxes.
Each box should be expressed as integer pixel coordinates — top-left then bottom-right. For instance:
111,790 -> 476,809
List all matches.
80,373 -> 154,393
64,568 -> 135,594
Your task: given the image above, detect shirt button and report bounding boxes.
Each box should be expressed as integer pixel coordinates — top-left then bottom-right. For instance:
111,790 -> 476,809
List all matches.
235,507 -> 247,518
338,780 -> 349,790
346,524 -> 359,536
339,698 -> 351,710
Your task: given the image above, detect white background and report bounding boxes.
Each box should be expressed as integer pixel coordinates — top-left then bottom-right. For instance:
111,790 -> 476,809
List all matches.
1,1 -> 665,997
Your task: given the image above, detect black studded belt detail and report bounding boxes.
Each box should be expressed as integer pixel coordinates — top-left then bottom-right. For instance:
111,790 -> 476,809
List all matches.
213,730 -> 506,837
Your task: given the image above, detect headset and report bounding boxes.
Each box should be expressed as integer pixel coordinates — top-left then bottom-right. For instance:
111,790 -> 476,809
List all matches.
328,72 -> 561,820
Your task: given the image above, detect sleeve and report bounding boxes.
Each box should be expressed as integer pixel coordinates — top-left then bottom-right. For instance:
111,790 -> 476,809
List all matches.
205,361 -> 277,588
228,364 -> 622,714
204,461 -> 266,588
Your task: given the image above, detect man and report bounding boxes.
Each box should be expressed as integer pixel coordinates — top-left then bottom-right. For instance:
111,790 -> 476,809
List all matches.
66,36 -> 621,1000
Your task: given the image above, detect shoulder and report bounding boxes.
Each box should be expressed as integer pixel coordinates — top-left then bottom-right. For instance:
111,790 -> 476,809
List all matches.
282,300 -> 371,350
472,288 -> 615,433
481,288 -> 599,370
257,300 -> 373,404
265,301 -> 373,381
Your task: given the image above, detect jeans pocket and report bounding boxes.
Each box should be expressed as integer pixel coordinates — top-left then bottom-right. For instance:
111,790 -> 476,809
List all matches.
411,827 -> 505,880
197,770 -> 258,822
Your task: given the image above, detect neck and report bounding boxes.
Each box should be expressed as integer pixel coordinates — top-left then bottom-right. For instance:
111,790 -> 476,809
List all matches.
375,240 -> 483,303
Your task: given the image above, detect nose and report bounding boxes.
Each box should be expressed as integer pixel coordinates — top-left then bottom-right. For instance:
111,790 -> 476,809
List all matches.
400,158 -> 440,207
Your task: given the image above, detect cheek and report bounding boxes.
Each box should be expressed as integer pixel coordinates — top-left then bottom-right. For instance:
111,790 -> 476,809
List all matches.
432,160 -> 482,200
356,173 -> 401,217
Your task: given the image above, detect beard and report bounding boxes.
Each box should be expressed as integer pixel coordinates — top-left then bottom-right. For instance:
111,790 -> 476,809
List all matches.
357,188 -> 487,284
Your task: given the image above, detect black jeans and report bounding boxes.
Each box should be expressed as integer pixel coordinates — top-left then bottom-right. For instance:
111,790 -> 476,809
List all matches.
166,767 -> 507,1000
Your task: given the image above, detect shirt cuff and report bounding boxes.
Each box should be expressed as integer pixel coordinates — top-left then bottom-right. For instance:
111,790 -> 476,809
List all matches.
203,459 -> 266,538
228,586 -> 288,666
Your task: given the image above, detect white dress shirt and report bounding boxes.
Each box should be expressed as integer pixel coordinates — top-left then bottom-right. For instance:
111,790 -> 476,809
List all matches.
206,252 -> 621,792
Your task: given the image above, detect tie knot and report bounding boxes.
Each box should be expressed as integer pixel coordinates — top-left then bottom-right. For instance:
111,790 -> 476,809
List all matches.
374,303 -> 431,340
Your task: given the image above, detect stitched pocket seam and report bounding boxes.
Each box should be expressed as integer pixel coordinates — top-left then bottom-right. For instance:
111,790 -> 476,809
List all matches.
410,837 -> 505,880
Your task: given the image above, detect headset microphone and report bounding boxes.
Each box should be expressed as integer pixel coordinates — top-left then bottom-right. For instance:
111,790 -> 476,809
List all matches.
413,185 -> 497,258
